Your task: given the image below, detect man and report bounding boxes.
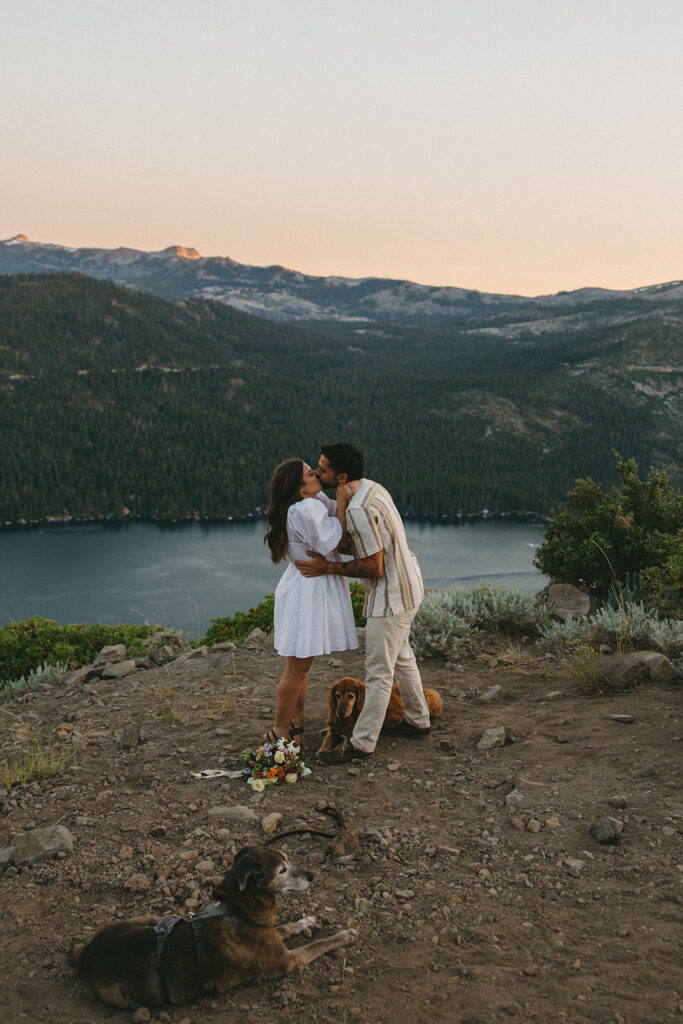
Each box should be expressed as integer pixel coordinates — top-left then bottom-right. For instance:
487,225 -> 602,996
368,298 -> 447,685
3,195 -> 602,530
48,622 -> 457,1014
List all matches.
295,443 -> 431,763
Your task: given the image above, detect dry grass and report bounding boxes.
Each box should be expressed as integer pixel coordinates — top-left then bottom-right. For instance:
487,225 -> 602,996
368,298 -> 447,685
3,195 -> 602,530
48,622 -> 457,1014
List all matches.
1,738 -> 77,789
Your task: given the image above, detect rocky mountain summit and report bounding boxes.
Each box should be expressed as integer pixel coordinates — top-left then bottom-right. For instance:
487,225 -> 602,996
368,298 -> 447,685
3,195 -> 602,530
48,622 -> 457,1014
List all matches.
2,234 -> 682,322
0,626 -> 681,1023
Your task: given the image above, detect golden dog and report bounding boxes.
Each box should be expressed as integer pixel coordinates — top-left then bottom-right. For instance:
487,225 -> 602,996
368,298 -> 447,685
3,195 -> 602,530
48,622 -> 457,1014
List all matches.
318,676 -> 442,755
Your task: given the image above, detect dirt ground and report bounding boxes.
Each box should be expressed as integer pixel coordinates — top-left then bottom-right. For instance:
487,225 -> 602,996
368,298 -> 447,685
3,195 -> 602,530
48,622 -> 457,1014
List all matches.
0,631 -> 681,1024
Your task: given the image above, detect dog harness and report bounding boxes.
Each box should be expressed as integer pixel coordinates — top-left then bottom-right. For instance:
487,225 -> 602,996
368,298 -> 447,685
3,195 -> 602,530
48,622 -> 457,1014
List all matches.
153,901 -> 239,993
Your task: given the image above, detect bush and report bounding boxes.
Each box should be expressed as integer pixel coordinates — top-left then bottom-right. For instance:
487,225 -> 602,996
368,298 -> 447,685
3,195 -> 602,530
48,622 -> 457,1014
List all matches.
537,600 -> 683,660
534,455 -> 682,611
0,616 -> 160,685
410,582 -> 546,660
1,661 -> 70,703
410,593 -> 474,660
639,532 -> 683,620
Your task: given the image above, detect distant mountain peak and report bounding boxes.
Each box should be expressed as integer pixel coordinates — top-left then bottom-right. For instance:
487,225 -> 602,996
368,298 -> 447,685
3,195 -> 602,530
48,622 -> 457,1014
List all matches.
5,234 -> 29,244
159,245 -> 201,261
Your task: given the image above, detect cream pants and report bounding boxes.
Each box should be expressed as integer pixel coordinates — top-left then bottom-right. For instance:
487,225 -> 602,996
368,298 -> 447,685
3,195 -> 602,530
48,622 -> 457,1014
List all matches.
351,608 -> 430,754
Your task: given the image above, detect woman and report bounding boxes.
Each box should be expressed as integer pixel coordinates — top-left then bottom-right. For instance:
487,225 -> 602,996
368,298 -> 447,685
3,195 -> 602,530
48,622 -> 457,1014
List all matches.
263,458 -> 358,745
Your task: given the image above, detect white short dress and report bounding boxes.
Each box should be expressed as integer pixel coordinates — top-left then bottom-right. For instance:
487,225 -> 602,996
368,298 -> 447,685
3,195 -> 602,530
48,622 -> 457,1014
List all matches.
273,494 -> 359,658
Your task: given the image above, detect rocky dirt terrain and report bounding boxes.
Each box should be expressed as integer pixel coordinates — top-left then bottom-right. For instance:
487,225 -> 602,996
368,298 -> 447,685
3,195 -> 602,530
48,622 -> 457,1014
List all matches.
0,631 -> 681,1024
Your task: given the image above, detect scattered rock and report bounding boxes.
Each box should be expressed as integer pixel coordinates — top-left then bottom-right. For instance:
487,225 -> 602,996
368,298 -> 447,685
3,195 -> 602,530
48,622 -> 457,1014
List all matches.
244,628 -> 270,648
0,845 -> 16,866
132,1007 -> 151,1023
261,812 -> 284,834
479,684 -> 503,702
477,726 -> 508,750
94,644 -> 127,666
101,660 -> 137,679
439,739 -> 453,751
590,816 -> 624,845
544,690 -> 564,701
526,818 -> 542,833
564,858 -> 585,877
124,873 -> 151,892
504,788 -> 524,813
608,795 -> 628,809
610,714 -> 634,724
64,665 -> 102,686
119,723 -> 141,748
387,762 -> 400,772
207,805 -> 258,823
13,825 -> 74,866
210,641 -> 237,653
537,583 -> 591,621
545,816 -> 561,829
179,646 -> 209,661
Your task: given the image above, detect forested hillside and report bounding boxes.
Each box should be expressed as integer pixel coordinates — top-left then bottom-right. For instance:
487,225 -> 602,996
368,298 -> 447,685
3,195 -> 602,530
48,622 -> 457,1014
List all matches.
0,273 -> 680,522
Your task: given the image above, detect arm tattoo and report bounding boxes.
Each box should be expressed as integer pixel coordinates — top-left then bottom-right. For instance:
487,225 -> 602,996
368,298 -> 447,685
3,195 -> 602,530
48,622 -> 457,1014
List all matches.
329,557 -> 380,578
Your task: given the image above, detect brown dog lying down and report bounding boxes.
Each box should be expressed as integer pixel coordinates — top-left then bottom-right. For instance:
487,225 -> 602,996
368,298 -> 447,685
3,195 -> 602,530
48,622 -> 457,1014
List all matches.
318,676 -> 442,755
79,845 -> 357,1008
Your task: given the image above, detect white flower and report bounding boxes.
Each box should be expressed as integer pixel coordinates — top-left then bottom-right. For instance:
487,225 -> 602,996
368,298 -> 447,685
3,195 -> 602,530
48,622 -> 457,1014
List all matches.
286,741 -> 299,755
277,736 -> 287,750
285,772 -> 298,784
274,750 -> 285,763
301,766 -> 312,777
251,778 -> 265,792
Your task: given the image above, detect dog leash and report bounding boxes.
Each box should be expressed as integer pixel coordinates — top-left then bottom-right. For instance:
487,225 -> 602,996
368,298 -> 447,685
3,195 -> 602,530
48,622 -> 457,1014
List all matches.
261,804 -> 346,845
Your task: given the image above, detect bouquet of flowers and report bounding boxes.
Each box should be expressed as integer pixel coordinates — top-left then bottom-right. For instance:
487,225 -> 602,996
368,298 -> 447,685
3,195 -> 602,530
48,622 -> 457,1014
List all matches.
240,736 -> 312,791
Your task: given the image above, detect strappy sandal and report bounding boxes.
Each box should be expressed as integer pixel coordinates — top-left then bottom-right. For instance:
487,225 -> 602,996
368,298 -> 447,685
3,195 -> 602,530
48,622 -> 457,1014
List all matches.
262,727 -> 288,746
290,722 -> 308,751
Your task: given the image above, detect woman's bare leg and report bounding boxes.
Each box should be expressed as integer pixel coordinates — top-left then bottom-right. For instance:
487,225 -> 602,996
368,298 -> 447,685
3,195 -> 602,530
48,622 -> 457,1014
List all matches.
273,656 -> 314,738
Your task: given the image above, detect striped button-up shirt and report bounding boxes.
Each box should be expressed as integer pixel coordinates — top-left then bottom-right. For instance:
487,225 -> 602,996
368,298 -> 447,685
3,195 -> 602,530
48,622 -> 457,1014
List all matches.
345,479 -> 424,617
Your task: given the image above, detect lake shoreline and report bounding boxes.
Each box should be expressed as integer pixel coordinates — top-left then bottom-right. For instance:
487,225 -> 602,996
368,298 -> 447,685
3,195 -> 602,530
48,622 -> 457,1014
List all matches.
1,508 -> 551,532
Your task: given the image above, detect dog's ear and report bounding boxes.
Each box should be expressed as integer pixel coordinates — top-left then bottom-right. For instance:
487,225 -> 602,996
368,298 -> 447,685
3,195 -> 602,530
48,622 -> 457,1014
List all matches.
328,681 -> 340,712
231,848 -> 265,891
355,682 -> 365,712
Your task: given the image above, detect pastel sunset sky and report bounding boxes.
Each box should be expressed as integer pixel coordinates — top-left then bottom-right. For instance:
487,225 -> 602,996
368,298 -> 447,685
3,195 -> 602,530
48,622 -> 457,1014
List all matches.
3,0 -> 682,295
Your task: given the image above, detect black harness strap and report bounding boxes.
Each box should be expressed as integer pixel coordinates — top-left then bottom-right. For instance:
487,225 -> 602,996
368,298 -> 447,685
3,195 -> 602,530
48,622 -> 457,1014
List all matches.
153,901 -> 238,993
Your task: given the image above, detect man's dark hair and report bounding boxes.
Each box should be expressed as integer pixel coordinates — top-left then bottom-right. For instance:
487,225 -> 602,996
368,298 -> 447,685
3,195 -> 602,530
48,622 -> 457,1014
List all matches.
321,443 -> 365,481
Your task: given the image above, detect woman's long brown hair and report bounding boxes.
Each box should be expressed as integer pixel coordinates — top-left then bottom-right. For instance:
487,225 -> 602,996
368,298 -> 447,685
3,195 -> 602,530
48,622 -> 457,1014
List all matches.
264,458 -> 304,564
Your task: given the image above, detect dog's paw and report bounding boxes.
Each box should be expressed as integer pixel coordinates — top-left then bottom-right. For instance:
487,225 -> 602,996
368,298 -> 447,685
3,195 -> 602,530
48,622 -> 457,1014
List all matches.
338,928 -> 359,946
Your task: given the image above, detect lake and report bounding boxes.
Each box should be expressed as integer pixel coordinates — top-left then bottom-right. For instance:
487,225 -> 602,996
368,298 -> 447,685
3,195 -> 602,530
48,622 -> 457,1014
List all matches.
2,518 -> 548,637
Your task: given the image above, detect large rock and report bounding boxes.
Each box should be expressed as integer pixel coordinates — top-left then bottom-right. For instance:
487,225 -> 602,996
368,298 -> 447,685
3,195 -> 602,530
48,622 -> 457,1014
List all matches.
94,644 -> 127,666
13,825 -> 74,866
477,726 -> 507,750
101,659 -> 136,679
601,654 -> 650,689
244,628 -> 270,648
629,651 -> 680,684
537,583 -> 591,621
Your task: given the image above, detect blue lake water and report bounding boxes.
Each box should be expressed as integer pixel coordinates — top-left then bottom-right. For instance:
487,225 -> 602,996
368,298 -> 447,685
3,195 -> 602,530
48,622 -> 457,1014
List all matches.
1,518 -> 548,637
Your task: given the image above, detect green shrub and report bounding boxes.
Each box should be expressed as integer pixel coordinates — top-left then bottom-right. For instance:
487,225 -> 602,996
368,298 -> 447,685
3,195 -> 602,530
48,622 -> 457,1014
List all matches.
410,582 -> 545,660
534,455 -> 683,610
639,532 -> 683,620
1,661 -> 70,703
0,616 -> 160,685
202,583 -> 367,647
537,600 -> 683,660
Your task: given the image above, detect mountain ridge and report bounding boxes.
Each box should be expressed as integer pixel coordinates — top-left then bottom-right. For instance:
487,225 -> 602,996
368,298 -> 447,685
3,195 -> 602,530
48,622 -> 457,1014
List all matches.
2,234 -> 681,322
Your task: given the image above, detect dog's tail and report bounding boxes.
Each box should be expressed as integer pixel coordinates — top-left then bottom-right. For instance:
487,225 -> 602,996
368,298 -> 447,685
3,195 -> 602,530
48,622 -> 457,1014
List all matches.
424,688 -> 442,719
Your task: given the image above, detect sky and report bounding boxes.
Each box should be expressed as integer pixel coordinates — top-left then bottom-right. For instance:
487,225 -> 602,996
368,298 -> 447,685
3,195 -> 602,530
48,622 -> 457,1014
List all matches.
2,0 -> 682,295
